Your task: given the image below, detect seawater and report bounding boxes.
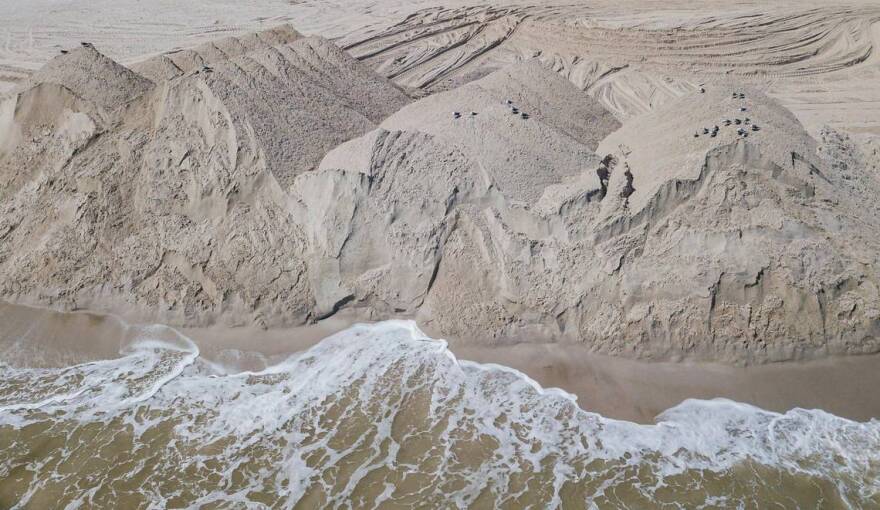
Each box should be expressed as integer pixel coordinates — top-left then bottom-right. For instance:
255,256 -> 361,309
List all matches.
1,320 -> 878,509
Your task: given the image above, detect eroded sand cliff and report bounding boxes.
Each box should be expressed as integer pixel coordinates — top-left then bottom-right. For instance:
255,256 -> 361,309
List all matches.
2,21 -> 880,363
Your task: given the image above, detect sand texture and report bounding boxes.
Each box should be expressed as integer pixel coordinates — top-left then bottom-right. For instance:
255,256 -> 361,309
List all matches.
2,3 -> 880,364
0,28 -> 409,328
4,300 -> 879,424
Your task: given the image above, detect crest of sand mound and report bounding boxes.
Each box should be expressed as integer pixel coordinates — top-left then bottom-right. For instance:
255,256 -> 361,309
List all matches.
0,45 -> 152,178
299,77 -> 880,363
26,45 -> 153,111
135,27 -> 410,187
0,27 -> 409,328
596,85 -> 819,218
130,55 -> 184,82
473,60 -> 621,149
377,60 -> 617,204
133,24 -> 304,79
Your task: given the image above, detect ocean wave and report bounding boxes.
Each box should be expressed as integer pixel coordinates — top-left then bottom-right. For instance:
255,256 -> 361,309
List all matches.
1,320 -> 878,508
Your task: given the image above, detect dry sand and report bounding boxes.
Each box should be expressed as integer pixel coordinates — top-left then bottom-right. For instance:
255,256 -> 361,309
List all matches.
3,3 -> 880,365
3,1 -> 879,133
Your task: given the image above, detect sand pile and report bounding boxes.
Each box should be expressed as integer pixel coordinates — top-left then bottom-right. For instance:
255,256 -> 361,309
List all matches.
134,28 -> 411,187
26,45 -> 154,112
132,25 -> 304,80
588,86 -> 880,362
298,75 -> 880,363
3,23 -> 880,363
295,61 -> 618,317
0,26 -> 409,327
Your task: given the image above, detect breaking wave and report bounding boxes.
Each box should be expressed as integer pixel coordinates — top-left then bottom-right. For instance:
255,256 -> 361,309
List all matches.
1,320 -> 878,509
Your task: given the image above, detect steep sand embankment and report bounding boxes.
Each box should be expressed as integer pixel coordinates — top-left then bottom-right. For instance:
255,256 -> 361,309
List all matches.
301,72 -> 880,363
2,23 -> 880,364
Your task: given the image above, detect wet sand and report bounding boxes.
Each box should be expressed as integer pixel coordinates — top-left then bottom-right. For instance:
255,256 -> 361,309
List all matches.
452,342 -> 880,423
2,300 -> 879,424
188,323 -> 880,423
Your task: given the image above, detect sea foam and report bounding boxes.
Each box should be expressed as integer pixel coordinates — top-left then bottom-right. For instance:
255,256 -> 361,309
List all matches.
1,320 -> 878,508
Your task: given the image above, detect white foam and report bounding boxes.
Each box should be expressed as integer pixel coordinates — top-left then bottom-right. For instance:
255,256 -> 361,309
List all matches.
0,323 -> 199,415
1,319 -> 878,508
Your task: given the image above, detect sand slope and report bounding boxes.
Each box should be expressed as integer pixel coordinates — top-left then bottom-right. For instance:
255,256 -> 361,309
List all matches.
2,20 -> 880,363
298,72 -> 880,363
590,86 -> 880,362
295,62 -> 618,321
0,26 -> 408,327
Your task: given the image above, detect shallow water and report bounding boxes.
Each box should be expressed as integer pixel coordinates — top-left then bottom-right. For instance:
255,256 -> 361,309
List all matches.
1,320 -> 879,509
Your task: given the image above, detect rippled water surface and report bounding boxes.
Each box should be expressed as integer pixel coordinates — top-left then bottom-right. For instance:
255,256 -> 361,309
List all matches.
1,321 -> 879,509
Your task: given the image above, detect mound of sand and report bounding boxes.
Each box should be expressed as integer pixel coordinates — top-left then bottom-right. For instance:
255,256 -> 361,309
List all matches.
376,61 -> 616,204
0,26 -> 409,327
28,45 -> 154,112
587,85 -> 880,362
133,28 -> 411,187
295,62 -> 619,317
298,77 -> 880,363
3,24 -> 880,364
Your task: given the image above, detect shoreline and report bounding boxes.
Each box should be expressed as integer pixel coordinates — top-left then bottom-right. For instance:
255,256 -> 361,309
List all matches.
449,342 -> 880,423
2,301 -> 879,424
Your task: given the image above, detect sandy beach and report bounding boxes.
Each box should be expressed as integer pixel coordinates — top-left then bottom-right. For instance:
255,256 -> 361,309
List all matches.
134,323 -> 880,424
452,342 -> 880,423
4,300 -> 878,424
2,1 -> 880,506
185,318 -> 880,424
